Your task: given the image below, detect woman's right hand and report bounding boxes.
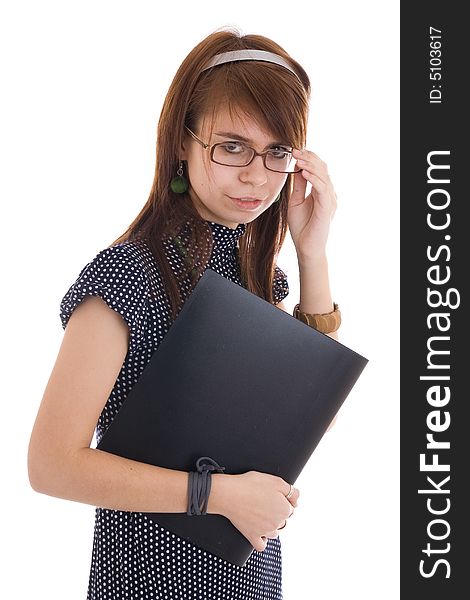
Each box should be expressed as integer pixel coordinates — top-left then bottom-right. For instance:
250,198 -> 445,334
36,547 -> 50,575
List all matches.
218,471 -> 299,552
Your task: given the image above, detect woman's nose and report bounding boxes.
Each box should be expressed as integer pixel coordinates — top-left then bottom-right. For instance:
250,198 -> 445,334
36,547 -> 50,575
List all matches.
239,154 -> 268,186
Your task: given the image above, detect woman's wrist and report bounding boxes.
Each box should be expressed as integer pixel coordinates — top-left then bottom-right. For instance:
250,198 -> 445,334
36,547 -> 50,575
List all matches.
296,249 -> 328,269
206,473 -> 231,517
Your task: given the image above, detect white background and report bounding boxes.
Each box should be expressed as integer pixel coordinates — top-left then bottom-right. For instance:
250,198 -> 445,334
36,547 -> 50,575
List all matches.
1,1 -> 399,598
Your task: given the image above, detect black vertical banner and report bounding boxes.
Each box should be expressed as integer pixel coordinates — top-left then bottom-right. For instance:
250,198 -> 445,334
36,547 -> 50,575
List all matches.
401,3 -> 468,599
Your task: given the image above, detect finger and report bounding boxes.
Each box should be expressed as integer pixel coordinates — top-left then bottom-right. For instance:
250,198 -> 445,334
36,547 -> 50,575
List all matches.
293,152 -> 330,182
327,414 -> 338,431
293,148 -> 328,168
299,167 -> 330,188
267,529 -> 281,539
293,147 -> 322,160
255,536 -> 268,552
286,486 -> 300,507
289,171 -> 307,204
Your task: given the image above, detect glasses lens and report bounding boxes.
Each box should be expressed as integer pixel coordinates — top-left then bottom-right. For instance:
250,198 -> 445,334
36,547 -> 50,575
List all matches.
212,142 -> 299,173
212,142 -> 254,166
265,150 -> 298,173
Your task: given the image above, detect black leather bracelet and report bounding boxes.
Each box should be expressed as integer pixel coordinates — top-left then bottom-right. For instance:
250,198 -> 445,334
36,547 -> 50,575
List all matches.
187,456 -> 226,516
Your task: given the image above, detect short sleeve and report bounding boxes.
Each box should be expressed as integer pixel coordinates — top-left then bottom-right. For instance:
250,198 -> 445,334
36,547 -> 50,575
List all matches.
59,244 -> 150,356
272,264 -> 289,305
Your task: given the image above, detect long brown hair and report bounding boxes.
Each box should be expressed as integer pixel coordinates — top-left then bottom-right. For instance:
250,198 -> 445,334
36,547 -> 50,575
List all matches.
111,27 -> 311,321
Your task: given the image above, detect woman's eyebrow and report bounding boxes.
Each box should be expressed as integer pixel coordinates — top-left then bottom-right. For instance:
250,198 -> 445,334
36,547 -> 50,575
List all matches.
213,131 -> 290,150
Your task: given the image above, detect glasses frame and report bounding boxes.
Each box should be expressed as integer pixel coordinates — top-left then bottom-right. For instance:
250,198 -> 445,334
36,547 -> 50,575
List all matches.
184,126 -> 301,174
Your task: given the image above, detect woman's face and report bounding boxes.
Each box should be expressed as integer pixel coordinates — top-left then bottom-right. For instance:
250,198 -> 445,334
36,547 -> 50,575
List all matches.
180,108 -> 290,229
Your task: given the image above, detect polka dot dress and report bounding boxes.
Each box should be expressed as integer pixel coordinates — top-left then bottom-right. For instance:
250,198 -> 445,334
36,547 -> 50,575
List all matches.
60,219 -> 289,600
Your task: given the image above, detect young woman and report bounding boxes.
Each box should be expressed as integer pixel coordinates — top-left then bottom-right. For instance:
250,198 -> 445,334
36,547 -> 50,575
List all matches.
28,28 -> 339,600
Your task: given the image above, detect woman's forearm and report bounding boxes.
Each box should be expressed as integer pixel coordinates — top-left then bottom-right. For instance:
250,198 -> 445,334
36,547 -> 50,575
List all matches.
298,254 -> 339,341
29,446 -> 228,516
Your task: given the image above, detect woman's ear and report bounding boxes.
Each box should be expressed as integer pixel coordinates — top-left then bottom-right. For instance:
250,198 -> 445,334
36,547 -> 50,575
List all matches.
179,131 -> 190,161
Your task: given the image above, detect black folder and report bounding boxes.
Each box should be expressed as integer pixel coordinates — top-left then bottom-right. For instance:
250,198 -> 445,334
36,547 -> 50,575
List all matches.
97,268 -> 368,566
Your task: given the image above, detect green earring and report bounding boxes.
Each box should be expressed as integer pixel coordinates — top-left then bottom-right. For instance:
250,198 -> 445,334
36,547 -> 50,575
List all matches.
170,161 -> 189,194
273,193 -> 281,203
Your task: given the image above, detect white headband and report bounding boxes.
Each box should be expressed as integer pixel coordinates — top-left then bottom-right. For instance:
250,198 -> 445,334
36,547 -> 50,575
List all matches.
201,49 -> 302,83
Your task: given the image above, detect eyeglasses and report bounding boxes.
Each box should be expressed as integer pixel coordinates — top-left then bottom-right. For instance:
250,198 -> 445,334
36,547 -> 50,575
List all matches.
184,126 -> 301,174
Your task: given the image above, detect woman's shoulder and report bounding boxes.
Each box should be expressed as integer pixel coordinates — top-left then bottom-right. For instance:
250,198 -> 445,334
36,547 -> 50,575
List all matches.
60,239 -> 157,354
77,238 -> 161,286
92,238 -> 153,271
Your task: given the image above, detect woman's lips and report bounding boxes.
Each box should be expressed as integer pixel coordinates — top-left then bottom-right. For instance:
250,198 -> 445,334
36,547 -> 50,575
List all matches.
229,196 -> 264,210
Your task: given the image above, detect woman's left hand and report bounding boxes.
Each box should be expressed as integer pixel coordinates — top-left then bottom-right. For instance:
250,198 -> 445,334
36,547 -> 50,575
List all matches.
287,148 -> 337,261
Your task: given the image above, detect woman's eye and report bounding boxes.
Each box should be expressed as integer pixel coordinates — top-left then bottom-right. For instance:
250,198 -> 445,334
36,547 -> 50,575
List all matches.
221,142 -> 246,154
269,146 -> 291,159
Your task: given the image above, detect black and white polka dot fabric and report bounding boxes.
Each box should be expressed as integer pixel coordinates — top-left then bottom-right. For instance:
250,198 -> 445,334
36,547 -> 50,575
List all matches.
60,219 -> 289,600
